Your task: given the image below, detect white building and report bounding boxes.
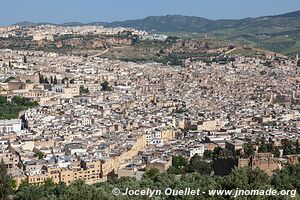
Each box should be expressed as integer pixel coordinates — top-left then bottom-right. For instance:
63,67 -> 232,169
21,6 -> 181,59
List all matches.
187,146 -> 205,157
0,119 -> 22,134
65,143 -> 87,156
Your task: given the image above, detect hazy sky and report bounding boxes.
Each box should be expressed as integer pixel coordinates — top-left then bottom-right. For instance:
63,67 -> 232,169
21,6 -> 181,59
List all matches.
1,0 -> 300,25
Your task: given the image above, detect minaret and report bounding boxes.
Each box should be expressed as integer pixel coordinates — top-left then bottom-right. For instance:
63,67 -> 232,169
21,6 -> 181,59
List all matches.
296,54 -> 299,61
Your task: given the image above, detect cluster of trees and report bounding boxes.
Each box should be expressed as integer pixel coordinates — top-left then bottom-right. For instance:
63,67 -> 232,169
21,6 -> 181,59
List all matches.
281,139 -> 300,156
79,86 -> 89,94
202,147 -> 234,160
116,31 -> 139,44
79,81 -> 113,94
0,160 -> 16,200
34,151 -> 45,160
39,74 -> 58,85
1,157 -> 299,200
154,53 -> 183,66
173,108 -> 188,114
211,56 -> 235,64
259,40 -> 296,54
0,96 -> 38,120
243,138 -> 300,158
167,155 -> 212,175
101,81 -> 112,91
201,137 -> 300,160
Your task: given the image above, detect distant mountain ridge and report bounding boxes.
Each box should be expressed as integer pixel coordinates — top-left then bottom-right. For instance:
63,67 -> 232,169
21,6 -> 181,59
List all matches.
11,10 -> 300,55
12,10 -> 300,32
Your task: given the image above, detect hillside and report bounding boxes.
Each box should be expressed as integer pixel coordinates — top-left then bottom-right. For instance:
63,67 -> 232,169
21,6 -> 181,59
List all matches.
12,10 -> 300,55
13,10 -> 300,34
107,10 -> 300,34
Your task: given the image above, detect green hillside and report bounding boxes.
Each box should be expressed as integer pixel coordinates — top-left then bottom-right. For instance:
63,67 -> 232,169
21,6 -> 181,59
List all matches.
108,10 -> 300,56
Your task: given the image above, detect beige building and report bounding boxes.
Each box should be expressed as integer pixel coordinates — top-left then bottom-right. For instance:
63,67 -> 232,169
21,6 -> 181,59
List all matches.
146,158 -> 172,173
24,160 -> 104,186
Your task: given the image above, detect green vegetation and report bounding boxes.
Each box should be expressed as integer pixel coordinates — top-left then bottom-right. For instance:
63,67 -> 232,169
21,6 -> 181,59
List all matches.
101,81 -> 112,91
166,155 -> 212,175
0,159 -> 15,200
185,154 -> 212,175
39,74 -> 58,85
9,161 -> 300,199
257,36 -> 297,54
3,76 -> 15,83
2,11 -> 300,59
0,153 -> 298,199
228,47 -> 265,57
79,86 -> 89,94
243,143 -> 255,158
35,151 -> 45,160
0,96 -> 38,120
108,11 -> 300,56
245,137 -> 300,157
203,147 -> 233,159
39,74 -> 49,84
173,108 -> 188,114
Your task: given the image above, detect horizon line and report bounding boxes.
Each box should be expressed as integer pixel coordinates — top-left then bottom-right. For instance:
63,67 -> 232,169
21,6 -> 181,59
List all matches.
2,9 -> 300,27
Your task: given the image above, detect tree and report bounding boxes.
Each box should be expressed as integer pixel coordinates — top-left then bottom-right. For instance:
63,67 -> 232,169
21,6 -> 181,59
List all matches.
0,96 -> 6,105
12,96 -> 24,106
166,156 -> 188,175
212,147 -> 232,158
39,74 -> 44,84
243,143 -> 255,158
0,96 -> 38,120
143,168 -> 160,181
168,53 -> 182,66
50,76 -> 54,84
203,150 -> 213,159
172,155 -> 188,170
282,139 -> 296,155
272,147 -> 281,158
185,154 -> 212,175
295,139 -> 300,154
235,149 -> 242,157
100,81 -> 112,91
0,159 -> 14,200
69,79 -> 74,84
44,77 -> 49,84
35,151 -> 45,160
79,86 -> 89,94
11,163 -> 300,200
61,77 -> 68,85
23,55 -> 27,64
272,164 -> 300,192
258,137 -> 269,153
166,166 -> 182,175
222,167 -> 270,191
53,76 -> 58,85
